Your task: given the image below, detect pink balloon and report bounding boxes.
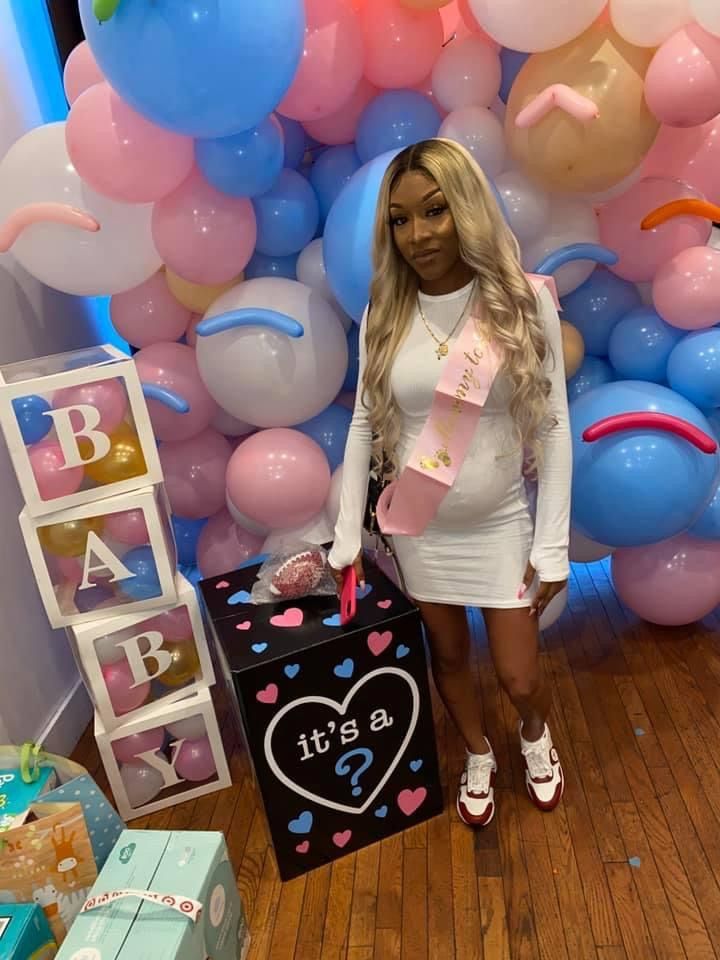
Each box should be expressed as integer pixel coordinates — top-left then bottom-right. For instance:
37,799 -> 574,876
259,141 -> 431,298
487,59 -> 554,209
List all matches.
611,534 -> 720,626
54,554 -> 84,585
112,726 -> 165,764
110,271 -> 191,349
597,178 -> 711,282
104,508 -> 150,546
102,660 -> 151,716
184,314 -> 203,348
152,170 -> 257,285
641,116 -> 720,204
196,508 -> 264,578
645,25 -> 720,128
173,736 -> 217,782
361,0 -> 444,89
28,441 -> 84,502
66,82 -> 195,204
159,428 -> 232,519
303,78 -> 378,145
411,75 -> 447,117
52,378 -> 128,434
63,41 -> 104,106
134,342 -> 217,442
142,605 -> 193,643
277,0 -> 364,122
652,246 -> 720,330
440,2 -> 474,43
226,429 -> 331,531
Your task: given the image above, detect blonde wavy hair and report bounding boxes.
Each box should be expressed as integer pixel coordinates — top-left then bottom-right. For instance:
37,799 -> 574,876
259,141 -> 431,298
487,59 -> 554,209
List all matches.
362,137 -> 554,478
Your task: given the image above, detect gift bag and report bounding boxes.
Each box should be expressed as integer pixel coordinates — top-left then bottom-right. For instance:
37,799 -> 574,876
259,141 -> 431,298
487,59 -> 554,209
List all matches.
0,743 -> 124,869
0,801 -> 97,945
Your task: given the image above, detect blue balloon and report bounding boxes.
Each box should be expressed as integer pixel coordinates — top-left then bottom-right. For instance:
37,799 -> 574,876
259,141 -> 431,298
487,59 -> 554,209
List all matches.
244,251 -> 298,280
120,546 -> 162,601
567,357 -> 614,403
667,328 -> 720,410
79,0 -> 305,138
561,270 -> 642,357
277,115 -> 307,169
570,380 -> 719,546
343,325 -> 360,393
296,403 -> 352,472
689,482 -> 720,540
310,145 -> 362,223
608,307 -> 684,383
355,91 -> 441,164
12,394 -> 52,445
195,116 -> 284,198
172,516 -> 207,568
324,149 -> 401,320
253,169 -> 320,257
499,48 -> 530,103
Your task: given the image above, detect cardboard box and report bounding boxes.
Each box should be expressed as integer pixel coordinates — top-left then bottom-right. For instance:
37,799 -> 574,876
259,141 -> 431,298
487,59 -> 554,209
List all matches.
0,345 -> 162,517
200,556 -> 443,881
20,486 -> 177,629
0,903 -> 57,960
55,830 -> 249,960
0,766 -> 56,832
95,689 -> 231,821
68,573 -> 215,730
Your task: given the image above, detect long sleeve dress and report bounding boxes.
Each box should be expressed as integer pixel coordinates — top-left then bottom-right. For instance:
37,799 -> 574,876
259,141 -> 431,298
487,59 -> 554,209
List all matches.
328,279 -> 572,607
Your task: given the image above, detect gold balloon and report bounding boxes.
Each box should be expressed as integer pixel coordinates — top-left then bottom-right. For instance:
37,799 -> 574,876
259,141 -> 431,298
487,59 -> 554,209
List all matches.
81,425 -> 148,485
505,23 -> 659,194
561,321 -> 585,379
399,0 -> 452,8
39,516 -> 104,558
166,269 -> 243,314
157,638 -> 201,688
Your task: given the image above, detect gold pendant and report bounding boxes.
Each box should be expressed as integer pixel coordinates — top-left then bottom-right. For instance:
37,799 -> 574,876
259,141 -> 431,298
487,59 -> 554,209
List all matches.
437,343 -> 449,359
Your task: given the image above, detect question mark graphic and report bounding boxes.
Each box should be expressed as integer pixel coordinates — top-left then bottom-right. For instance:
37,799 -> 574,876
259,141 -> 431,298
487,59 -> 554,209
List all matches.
335,749 -> 374,797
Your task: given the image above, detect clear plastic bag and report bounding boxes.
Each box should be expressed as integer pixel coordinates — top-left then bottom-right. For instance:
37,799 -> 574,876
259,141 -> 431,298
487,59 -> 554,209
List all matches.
250,541 -> 337,604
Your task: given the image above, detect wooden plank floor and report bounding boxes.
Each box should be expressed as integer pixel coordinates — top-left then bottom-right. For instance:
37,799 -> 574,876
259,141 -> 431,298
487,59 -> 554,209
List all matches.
72,558 -> 720,960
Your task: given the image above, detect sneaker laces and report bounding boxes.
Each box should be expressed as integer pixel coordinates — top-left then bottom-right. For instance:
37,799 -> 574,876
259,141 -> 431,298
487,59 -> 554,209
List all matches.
522,740 -> 553,781
466,751 -> 495,794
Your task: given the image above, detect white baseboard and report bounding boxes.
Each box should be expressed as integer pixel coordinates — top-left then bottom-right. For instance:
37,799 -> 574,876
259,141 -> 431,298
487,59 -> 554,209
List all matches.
36,678 -> 93,757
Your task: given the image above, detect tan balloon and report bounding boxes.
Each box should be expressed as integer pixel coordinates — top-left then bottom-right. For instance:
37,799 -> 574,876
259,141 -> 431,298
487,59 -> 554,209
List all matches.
505,23 -> 659,194
561,321 -> 585,379
400,0 -> 452,7
166,269 -> 243,315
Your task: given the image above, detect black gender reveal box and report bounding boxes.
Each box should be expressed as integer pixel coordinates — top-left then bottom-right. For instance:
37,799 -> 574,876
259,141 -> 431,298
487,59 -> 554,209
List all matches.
200,555 -> 443,881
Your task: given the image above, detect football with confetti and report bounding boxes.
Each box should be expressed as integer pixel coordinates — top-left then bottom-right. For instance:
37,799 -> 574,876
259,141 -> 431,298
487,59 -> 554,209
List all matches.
270,548 -> 327,599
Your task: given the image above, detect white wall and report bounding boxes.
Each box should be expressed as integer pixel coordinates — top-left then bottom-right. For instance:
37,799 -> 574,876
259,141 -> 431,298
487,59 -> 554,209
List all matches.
0,5 -> 95,754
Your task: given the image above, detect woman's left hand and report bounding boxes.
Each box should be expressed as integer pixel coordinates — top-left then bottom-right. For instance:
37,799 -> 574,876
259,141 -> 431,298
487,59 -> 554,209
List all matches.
520,562 -> 567,618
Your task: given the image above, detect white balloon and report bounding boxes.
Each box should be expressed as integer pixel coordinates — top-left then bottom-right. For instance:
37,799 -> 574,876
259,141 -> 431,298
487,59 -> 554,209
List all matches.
119,760 -> 165,808
581,166 -> 644,204
326,465 -> 344,529
538,586 -> 568,631
569,529 -> 615,563
226,491 -> 271,537
0,122 -> 161,296
467,0 -> 606,52
692,0 -> 720,37
521,196 -> 600,297
166,715 -> 208,741
296,241 -> 353,331
494,171 -> 550,244
431,36 -> 501,113
611,0 -> 692,46
196,278 -> 349,428
438,107 -> 506,178
212,408 -> 254,437
261,509 -> 333,553
92,633 -> 127,667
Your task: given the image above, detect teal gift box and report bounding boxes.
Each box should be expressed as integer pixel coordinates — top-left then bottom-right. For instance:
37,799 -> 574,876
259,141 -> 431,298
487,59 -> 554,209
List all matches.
55,830 -> 249,960
0,903 -> 57,960
0,767 -> 56,832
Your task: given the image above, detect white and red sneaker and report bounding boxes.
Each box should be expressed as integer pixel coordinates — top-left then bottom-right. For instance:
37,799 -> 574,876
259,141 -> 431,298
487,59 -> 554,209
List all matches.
456,740 -> 497,827
520,723 -> 564,812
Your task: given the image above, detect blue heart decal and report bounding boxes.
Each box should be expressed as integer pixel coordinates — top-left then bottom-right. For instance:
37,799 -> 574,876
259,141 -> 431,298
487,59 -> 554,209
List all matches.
288,811 -> 313,835
323,614 -> 342,627
228,590 -> 251,606
356,583 -> 373,600
410,759 -> 423,773
374,805 -> 388,819
251,642 -> 268,654
628,856 -> 641,869
396,644 -> 410,659
284,664 -> 300,679
334,658 -> 354,679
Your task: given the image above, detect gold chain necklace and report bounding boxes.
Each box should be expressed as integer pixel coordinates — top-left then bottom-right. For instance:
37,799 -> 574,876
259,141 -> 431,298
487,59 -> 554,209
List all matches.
417,282 -> 475,359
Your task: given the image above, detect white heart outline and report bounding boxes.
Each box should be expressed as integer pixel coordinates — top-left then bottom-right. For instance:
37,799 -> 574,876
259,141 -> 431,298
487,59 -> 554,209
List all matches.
263,667 -> 420,816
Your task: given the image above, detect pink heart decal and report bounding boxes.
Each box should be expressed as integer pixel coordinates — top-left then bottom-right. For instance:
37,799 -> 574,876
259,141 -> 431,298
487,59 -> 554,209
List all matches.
332,830 -> 352,849
367,630 -> 393,656
377,600 -> 392,610
235,621 -> 252,631
215,580 -> 230,589
256,684 -> 278,705
270,608 -> 304,629
295,840 -> 310,854
397,787 -> 427,816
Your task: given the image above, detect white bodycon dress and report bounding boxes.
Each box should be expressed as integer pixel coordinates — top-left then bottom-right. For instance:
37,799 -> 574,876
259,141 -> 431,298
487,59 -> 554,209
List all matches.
327,280 -> 572,607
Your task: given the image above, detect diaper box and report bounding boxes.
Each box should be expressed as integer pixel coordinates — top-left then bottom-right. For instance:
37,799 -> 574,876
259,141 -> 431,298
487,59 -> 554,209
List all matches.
0,903 -> 57,960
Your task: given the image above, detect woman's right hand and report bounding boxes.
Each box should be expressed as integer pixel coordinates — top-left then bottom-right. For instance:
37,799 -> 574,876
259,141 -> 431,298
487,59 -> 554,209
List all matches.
330,551 -> 366,596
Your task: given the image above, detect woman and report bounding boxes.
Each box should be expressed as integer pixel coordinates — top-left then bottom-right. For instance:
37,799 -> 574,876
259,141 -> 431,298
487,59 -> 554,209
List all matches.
328,139 -> 571,828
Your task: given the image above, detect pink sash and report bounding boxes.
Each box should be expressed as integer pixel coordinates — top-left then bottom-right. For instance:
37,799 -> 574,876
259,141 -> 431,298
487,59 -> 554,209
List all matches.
375,274 -> 560,537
